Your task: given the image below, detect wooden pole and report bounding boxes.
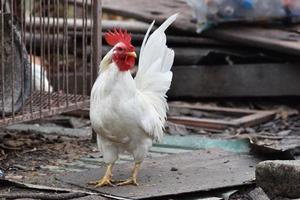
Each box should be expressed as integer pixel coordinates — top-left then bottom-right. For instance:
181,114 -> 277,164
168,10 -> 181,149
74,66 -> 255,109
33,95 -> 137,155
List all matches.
91,0 -> 102,142
92,0 -> 101,81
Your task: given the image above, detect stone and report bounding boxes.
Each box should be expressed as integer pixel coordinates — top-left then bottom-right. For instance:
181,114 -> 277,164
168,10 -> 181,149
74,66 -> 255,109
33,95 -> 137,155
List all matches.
256,160 -> 300,198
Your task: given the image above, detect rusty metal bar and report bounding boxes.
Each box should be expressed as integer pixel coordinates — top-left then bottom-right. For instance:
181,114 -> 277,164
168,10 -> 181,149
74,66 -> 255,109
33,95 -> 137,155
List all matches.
32,0 -> 37,106
39,0 -> 43,115
64,0 -> 69,107
82,0 -> 86,97
73,0 -> 77,104
90,0 -> 93,91
29,0 -> 33,116
10,0 -> 15,119
92,0 -> 102,82
20,0 -> 25,116
62,0 -> 66,99
51,0 -> 55,93
47,0 -> 51,110
84,0 -> 88,97
56,0 -> 60,107
42,1 -> 45,95
41,0 -> 46,94
1,0 -> 5,121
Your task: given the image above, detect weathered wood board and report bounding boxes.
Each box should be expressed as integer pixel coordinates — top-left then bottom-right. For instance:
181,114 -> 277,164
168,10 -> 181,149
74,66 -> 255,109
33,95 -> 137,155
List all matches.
102,0 -> 195,33
58,150 -> 260,199
203,25 -> 300,56
169,63 -> 300,98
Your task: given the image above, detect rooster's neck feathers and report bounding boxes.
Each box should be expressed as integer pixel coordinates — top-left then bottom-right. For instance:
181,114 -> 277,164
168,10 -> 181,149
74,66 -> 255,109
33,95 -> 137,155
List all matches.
99,50 -> 113,73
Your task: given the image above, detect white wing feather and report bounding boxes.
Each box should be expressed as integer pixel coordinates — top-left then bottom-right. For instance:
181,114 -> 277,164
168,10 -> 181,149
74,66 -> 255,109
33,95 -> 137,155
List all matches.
135,14 -> 177,142
32,63 -> 53,92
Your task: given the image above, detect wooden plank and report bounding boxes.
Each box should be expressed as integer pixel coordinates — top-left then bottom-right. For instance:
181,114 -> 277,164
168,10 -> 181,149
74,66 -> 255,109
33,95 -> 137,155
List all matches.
231,111 -> 276,127
168,104 -> 275,130
57,149 -> 260,199
169,63 -> 300,98
131,33 -> 231,47
102,0 -> 195,33
169,104 -> 256,115
203,25 -> 300,56
168,116 -> 234,130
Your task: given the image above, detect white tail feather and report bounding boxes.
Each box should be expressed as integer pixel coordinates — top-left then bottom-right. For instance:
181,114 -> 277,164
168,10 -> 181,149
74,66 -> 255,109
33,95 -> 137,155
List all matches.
135,14 -> 177,141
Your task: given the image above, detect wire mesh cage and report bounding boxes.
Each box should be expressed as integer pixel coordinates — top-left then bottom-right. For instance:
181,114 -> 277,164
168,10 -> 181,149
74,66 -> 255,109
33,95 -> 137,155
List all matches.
0,0 -> 101,127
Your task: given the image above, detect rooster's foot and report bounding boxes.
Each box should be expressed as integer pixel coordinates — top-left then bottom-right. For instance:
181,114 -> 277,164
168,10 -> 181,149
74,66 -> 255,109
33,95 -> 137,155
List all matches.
88,176 -> 115,187
117,177 -> 139,186
88,163 -> 114,187
117,162 -> 141,186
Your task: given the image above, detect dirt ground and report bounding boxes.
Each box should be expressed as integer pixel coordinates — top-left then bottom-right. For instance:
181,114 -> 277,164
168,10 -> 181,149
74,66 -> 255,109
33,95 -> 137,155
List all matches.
0,129 -> 96,182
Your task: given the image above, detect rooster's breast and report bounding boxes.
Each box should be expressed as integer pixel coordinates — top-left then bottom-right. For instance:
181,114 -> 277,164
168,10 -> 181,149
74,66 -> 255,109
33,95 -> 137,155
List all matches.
90,73 -> 146,144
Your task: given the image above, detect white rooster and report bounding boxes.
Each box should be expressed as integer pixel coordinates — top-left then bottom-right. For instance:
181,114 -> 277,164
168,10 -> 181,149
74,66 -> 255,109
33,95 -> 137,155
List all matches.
89,14 -> 177,187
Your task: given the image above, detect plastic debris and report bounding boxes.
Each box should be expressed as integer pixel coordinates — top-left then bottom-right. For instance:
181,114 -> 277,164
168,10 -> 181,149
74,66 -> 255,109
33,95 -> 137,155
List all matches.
186,0 -> 300,33
0,169 -> 5,179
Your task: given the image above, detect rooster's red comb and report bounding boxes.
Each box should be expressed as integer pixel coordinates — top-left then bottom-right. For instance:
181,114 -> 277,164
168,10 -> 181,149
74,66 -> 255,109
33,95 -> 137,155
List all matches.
105,28 -> 132,47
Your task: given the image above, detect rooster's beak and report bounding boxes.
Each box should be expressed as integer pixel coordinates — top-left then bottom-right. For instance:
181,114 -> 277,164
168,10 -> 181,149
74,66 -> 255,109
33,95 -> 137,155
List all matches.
127,51 -> 137,58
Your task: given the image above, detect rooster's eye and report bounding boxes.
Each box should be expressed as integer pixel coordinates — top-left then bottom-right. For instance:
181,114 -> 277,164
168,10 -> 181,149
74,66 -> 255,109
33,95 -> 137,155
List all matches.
116,47 -> 123,51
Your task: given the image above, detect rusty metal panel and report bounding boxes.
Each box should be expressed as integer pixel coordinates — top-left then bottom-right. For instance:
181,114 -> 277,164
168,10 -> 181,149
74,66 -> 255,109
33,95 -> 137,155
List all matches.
0,0 -> 102,127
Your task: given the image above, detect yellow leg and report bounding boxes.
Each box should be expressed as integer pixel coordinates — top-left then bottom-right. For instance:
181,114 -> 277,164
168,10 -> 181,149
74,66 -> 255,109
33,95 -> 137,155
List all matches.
117,162 -> 141,186
88,164 -> 114,187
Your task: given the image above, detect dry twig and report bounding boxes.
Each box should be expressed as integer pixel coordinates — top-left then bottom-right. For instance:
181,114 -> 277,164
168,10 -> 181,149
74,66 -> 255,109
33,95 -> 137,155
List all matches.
0,192 -> 87,200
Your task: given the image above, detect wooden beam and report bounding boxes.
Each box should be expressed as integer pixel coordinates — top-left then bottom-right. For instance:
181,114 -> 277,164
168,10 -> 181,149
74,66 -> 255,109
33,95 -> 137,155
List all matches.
169,63 -> 300,98
102,0 -> 195,34
203,26 -> 300,56
131,33 -> 229,47
168,116 -> 234,130
92,0 -> 102,83
169,103 -> 255,115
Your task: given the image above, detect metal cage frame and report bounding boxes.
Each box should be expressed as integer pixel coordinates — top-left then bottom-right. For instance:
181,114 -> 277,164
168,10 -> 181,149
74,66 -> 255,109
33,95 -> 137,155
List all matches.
0,0 -> 101,127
